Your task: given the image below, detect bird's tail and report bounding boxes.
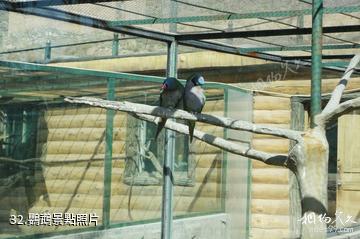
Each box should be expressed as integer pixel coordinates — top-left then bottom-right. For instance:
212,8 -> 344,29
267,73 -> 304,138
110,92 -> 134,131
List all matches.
155,118 -> 167,139
188,121 -> 195,143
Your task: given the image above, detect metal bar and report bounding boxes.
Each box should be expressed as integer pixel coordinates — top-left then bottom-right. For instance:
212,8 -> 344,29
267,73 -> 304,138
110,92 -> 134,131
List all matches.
176,24 -> 360,40
107,5 -> 360,26
283,54 -> 356,60
0,38 -> 133,55
179,40 -> 359,74
297,14 -> 304,44
103,77 -> 115,228
0,80 -> 108,94
112,34 -> 119,56
169,0 -> 177,33
51,38 -> 134,49
221,88 -> 228,212
310,0 -> 323,127
161,40 -> 177,239
0,0 -> 129,9
322,61 -> 360,69
240,43 -> 360,53
0,60 -> 166,83
103,40 -> 117,227
0,46 -> 45,55
44,40 -> 51,63
180,39 -> 295,63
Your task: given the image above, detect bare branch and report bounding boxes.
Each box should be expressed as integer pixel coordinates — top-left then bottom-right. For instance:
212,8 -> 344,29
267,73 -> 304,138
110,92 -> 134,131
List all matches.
316,96 -> 360,125
64,97 -> 302,142
133,113 -> 291,168
322,54 -> 360,115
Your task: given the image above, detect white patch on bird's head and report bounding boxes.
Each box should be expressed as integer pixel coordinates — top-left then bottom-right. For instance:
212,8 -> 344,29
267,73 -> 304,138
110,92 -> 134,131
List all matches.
197,76 -> 205,85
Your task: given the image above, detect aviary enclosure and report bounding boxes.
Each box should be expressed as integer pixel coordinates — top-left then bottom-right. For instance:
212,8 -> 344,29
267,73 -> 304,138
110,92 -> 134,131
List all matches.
0,1 -> 360,239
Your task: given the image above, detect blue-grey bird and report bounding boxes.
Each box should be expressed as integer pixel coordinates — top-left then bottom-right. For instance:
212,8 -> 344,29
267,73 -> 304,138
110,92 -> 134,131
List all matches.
155,77 -> 184,139
184,74 -> 206,143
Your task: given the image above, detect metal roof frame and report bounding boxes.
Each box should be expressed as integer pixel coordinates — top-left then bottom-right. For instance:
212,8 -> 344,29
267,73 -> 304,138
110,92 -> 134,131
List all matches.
2,1 -> 359,73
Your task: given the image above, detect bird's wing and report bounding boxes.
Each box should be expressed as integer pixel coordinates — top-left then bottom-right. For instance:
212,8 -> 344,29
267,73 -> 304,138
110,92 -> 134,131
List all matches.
159,94 -> 163,107
199,91 -> 206,113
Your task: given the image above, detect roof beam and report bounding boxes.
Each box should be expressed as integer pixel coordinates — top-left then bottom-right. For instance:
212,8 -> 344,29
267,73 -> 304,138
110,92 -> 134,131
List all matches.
283,54 -> 357,60
108,5 -> 360,27
176,25 -> 360,40
239,43 -> 360,53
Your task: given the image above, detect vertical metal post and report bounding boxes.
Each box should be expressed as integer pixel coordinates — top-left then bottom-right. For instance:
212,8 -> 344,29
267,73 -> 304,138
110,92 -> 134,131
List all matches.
22,109 -> 36,159
221,88 -> 228,212
103,78 -> 115,228
310,0 -> 323,127
227,21 -> 234,45
103,50 -> 116,229
44,40 -> 51,63
112,33 -> 119,56
169,0 -> 177,33
161,40 -> 177,239
297,15 -> 304,44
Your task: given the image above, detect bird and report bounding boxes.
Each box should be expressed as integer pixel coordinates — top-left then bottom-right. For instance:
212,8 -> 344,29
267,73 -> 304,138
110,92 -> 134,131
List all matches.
183,73 -> 206,143
154,77 -> 184,139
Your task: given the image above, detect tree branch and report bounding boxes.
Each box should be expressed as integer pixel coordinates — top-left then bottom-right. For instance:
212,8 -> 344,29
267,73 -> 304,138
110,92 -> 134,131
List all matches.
322,54 -> 360,115
316,96 -> 360,125
133,113 -> 291,168
64,97 -> 302,142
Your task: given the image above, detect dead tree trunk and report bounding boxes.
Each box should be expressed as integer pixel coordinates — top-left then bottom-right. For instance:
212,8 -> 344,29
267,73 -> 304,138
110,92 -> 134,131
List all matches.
289,55 -> 360,238
290,128 -> 329,238
64,54 -> 360,239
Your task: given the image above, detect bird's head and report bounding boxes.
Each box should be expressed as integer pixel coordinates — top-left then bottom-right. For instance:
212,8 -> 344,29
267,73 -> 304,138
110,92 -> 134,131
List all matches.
161,77 -> 178,92
190,74 -> 205,86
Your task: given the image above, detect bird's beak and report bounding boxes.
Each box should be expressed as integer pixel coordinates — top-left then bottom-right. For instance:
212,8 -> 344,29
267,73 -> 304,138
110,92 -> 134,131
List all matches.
160,83 -> 167,93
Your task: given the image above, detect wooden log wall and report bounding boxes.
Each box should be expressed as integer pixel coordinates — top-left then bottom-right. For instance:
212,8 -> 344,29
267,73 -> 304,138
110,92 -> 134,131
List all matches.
250,95 -> 291,239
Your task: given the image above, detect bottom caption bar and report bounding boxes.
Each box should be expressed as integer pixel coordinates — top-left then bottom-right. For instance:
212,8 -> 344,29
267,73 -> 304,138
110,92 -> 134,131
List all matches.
9,213 -> 99,226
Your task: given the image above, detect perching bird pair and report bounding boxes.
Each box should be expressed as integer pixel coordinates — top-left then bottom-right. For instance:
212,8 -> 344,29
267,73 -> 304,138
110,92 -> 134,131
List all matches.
155,74 -> 206,142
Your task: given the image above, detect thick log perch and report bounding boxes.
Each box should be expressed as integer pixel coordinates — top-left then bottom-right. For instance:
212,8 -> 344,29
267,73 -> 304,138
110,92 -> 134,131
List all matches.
64,97 -> 302,142
134,113 -> 289,166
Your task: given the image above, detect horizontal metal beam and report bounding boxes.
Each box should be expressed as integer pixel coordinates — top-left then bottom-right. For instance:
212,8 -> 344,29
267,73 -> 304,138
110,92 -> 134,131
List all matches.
0,0 -> 129,8
322,61 -> 359,69
0,60 -> 251,94
108,5 -> 360,26
178,40 -> 359,74
240,43 -> 360,53
176,25 -> 360,40
0,60 -> 165,83
0,4 -> 175,42
0,79 -> 108,94
283,54 -> 356,60
180,40 -> 309,64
